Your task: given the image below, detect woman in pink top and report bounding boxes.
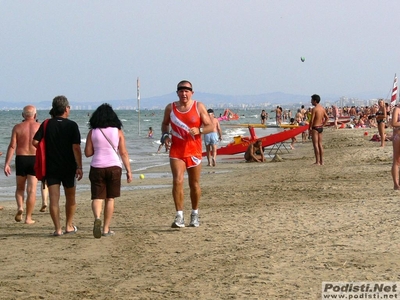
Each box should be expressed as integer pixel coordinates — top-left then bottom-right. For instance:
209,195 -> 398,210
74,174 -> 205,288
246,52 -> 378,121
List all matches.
85,104 -> 132,238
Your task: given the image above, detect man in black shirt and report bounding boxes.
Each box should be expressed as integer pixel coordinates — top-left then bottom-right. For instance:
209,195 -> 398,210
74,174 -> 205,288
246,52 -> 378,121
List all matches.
33,96 -> 83,236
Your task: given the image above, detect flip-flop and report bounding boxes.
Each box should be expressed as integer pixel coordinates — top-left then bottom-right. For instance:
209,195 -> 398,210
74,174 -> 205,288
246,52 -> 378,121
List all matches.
93,219 -> 102,239
52,231 -> 63,237
102,231 -> 115,237
15,210 -> 23,222
64,225 -> 78,234
39,205 -> 47,212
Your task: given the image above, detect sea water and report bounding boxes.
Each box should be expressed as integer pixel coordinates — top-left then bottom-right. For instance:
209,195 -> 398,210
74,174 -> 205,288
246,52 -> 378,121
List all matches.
0,108 -> 281,201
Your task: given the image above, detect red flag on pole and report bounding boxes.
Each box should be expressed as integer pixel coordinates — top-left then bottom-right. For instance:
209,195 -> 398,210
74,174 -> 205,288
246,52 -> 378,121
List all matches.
137,77 -> 141,134
391,74 -> 398,107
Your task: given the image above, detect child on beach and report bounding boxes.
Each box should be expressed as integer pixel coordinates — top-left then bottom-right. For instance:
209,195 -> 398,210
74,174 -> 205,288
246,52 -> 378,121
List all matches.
289,118 -> 297,149
147,127 -> 153,138
157,132 -> 170,153
244,140 -> 266,162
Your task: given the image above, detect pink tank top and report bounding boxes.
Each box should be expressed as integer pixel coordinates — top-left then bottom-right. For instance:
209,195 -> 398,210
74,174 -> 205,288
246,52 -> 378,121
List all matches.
90,128 -> 121,168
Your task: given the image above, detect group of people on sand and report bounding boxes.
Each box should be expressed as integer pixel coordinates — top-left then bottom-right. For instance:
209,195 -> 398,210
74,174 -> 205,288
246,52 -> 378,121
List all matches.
0,80 -> 222,233
3,82 -> 400,234
247,94 -> 327,165
311,97 -> 400,189
326,100 -> 391,147
2,97 -> 132,237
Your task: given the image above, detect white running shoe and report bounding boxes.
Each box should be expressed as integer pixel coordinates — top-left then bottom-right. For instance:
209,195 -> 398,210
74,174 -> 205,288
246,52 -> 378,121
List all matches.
189,213 -> 199,227
171,215 -> 185,228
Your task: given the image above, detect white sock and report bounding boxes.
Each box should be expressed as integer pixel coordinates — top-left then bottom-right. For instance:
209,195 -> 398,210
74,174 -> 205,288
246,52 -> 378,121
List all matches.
176,211 -> 183,217
192,209 -> 198,214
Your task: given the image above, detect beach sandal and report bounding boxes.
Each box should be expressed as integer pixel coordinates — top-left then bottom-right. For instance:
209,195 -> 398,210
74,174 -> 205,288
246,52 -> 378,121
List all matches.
52,231 -> 63,237
15,210 -> 23,222
102,231 -> 115,237
93,219 -> 102,239
40,205 -> 47,212
64,225 -> 78,234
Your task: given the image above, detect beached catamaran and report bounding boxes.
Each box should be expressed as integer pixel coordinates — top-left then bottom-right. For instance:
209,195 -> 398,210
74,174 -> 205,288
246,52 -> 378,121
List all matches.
202,124 -> 308,156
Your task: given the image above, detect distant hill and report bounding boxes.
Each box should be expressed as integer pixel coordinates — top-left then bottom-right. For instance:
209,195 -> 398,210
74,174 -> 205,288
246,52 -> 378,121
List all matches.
0,91 -> 380,111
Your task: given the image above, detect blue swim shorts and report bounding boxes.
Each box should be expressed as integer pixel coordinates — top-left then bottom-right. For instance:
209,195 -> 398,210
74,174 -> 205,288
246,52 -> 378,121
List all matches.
204,132 -> 219,146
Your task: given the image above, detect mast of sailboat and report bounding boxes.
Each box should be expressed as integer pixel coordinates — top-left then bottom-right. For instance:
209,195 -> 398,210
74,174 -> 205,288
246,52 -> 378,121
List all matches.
137,77 -> 140,135
391,73 -> 398,107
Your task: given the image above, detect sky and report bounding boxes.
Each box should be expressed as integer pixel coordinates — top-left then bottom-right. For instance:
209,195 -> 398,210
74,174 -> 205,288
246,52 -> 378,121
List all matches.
1,0 -> 399,104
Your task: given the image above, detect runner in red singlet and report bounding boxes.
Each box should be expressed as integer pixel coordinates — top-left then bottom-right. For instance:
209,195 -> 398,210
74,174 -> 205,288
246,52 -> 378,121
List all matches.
161,80 -> 213,228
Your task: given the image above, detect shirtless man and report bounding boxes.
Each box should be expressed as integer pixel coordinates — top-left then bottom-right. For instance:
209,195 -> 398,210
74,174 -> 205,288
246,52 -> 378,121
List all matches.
332,105 -> 339,129
244,140 -> 265,162
275,106 -> 282,125
204,109 -> 222,167
309,94 -> 329,165
4,105 -> 40,224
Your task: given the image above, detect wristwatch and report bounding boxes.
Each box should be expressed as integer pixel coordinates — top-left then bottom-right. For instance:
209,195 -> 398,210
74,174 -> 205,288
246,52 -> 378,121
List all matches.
199,127 -> 203,134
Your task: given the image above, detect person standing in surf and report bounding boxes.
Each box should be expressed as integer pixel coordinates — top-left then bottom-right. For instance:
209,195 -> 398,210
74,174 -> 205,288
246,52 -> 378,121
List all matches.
260,109 -> 267,125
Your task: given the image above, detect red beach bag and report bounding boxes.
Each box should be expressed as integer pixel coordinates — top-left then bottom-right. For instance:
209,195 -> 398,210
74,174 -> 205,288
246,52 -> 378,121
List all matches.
34,119 -> 49,181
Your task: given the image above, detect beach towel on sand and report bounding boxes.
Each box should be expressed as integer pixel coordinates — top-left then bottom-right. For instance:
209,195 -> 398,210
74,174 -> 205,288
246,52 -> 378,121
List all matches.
370,134 -> 389,142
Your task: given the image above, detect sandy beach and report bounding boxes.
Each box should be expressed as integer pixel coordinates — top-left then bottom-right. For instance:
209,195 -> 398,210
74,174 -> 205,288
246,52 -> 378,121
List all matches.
0,127 -> 399,299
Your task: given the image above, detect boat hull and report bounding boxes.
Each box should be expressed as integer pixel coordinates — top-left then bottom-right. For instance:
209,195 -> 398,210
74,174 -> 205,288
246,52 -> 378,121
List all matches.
326,117 -> 351,126
203,125 -> 309,156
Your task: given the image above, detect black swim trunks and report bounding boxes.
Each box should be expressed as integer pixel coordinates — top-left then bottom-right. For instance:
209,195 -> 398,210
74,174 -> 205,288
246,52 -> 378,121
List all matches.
312,126 -> 323,134
15,155 -> 36,176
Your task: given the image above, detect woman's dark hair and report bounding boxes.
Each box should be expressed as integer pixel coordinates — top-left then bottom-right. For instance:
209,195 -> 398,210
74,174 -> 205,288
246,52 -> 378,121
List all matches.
88,103 -> 123,129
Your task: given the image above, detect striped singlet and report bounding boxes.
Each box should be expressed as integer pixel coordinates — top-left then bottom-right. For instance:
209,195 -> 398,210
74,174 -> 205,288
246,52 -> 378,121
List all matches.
169,100 -> 202,159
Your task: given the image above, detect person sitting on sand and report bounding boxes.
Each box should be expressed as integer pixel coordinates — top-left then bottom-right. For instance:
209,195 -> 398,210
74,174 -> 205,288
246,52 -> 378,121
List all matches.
289,118 -> 297,149
244,140 -> 265,163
